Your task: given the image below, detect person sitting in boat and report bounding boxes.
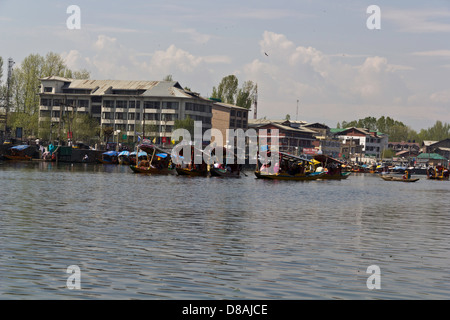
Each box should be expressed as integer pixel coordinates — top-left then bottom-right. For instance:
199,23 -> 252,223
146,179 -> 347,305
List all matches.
403,170 -> 411,180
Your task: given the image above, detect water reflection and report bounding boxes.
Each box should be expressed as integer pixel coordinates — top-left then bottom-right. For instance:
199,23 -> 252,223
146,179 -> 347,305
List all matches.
0,162 -> 449,299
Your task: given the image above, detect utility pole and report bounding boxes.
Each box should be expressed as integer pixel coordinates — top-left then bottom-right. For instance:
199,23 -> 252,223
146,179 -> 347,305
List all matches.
253,84 -> 258,120
5,58 -> 14,139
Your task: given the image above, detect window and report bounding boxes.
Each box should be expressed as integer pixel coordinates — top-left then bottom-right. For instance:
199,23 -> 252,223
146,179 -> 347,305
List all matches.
104,100 -> 115,108
127,124 -> 135,132
40,110 -> 51,118
53,99 -> 62,106
78,100 -> 89,108
144,113 -> 160,121
116,100 -> 127,108
237,111 -> 242,117
52,111 -> 60,118
67,99 -> 76,107
115,112 -> 126,120
44,87 -> 53,93
91,96 -> 102,103
231,110 -> 236,116
162,101 -> 179,110
144,101 -> 160,109
102,112 -> 113,119
91,105 -> 101,114
41,98 -> 52,107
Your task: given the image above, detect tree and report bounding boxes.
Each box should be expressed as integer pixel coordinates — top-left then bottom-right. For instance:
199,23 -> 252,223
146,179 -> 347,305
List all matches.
235,81 -> 257,109
174,115 -> 194,142
8,52 -> 90,139
285,114 -> 291,121
102,126 -> 114,143
211,75 -> 239,104
212,75 -> 257,109
163,74 -> 173,81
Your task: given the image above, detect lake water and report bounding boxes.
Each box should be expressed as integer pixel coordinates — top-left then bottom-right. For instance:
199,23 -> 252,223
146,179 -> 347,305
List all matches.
1,161 -> 449,300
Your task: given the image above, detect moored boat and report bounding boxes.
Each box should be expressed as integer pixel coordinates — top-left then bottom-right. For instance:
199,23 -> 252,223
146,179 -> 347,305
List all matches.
172,144 -> 209,177
254,151 -> 324,181
3,145 -> 32,161
129,144 -> 171,175
97,151 -> 119,164
118,151 -> 130,165
313,154 -> 351,180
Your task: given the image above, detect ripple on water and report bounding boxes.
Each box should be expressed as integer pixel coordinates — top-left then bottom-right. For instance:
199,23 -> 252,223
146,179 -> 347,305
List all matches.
1,163 -> 450,299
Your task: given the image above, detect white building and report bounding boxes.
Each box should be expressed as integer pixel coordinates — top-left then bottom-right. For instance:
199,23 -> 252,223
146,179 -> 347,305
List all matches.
38,76 -> 213,144
334,127 -> 388,160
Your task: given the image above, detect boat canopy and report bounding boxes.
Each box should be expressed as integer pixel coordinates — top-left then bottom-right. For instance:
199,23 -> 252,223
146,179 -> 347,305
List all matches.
118,151 -> 130,157
138,143 -> 171,156
155,153 -> 168,158
11,145 -> 30,151
313,154 -> 345,165
103,151 -> 119,156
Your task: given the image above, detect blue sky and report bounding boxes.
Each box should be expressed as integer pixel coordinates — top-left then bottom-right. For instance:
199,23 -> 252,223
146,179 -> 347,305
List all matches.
1,0 -> 450,130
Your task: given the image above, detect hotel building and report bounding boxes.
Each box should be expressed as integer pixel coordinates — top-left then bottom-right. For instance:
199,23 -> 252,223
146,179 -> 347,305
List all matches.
38,76 -> 213,144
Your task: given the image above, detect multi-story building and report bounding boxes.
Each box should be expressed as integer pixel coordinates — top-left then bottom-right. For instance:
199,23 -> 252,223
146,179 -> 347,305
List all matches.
248,119 -> 317,155
333,127 -> 388,159
38,76 -> 213,145
211,101 -> 249,146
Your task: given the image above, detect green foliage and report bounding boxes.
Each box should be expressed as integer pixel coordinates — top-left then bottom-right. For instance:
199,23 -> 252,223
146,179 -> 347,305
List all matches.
7,52 -> 90,138
285,114 -> 291,121
211,75 -> 257,109
174,115 -> 194,136
340,116 -> 450,144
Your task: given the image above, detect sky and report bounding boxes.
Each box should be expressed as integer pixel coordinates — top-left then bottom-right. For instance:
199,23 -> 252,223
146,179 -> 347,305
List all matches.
1,0 -> 450,131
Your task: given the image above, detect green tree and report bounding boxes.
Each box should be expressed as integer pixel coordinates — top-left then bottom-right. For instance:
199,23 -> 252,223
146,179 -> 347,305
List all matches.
235,81 -> 257,109
163,74 -> 173,81
8,52 -> 90,138
285,114 -> 291,121
211,75 -> 239,104
174,115 -> 194,142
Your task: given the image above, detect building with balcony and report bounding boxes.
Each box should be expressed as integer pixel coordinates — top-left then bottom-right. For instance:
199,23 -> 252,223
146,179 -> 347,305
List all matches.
38,76 -> 213,145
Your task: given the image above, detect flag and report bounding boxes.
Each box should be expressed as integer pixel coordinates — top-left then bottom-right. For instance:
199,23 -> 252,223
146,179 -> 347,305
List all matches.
152,138 -> 156,143
138,136 -> 141,142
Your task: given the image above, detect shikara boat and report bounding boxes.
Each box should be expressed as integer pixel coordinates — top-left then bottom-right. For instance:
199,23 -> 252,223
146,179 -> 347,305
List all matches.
118,151 -> 130,165
426,166 -> 449,180
3,145 -> 32,161
255,151 -> 325,181
129,144 -> 171,175
381,175 -> 420,182
172,144 -> 209,177
209,147 -> 242,178
97,151 -> 119,164
313,154 -> 351,180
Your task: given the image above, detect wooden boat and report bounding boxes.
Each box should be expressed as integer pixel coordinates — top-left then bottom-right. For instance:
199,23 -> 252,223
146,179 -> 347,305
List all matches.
118,151 -> 131,165
313,154 -> 351,180
172,144 -> 209,177
255,151 -> 324,181
209,147 -> 242,178
426,166 -> 449,180
129,144 -> 171,175
97,151 -> 119,164
255,171 -> 325,180
380,175 -> 419,182
3,145 -> 32,161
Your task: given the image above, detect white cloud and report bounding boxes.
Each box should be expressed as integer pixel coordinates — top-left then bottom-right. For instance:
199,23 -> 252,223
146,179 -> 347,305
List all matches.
174,28 -> 213,44
384,9 -> 450,33
243,31 -> 416,123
